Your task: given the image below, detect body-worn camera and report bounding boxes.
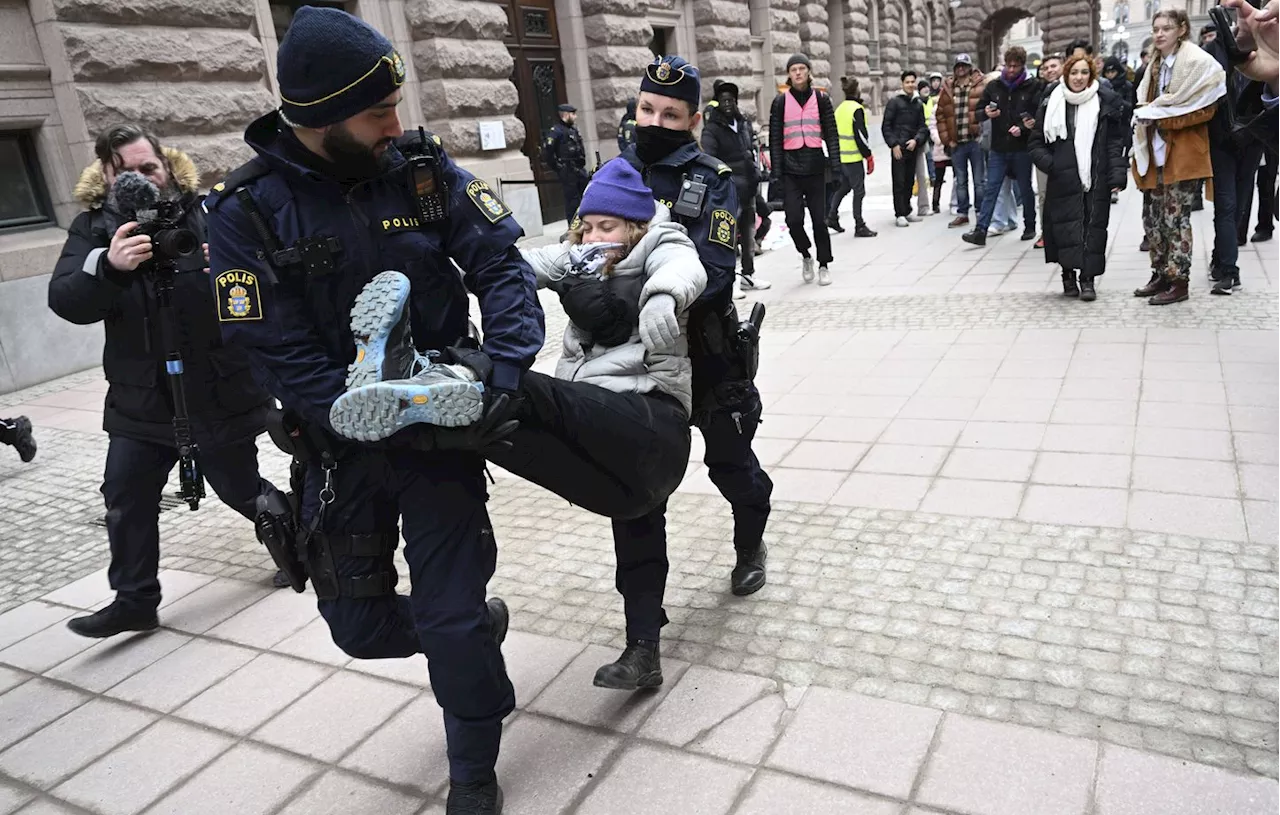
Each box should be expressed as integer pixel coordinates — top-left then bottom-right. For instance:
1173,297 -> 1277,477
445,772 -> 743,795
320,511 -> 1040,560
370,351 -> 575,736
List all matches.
132,200 -> 202,271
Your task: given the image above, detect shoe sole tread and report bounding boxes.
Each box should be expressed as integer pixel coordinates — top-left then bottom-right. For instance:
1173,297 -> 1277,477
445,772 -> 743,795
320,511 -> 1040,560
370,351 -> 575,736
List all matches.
346,272 -> 412,391
329,380 -> 484,441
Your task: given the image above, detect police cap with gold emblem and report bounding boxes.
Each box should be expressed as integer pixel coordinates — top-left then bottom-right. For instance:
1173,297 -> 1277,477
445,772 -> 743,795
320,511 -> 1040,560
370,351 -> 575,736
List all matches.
640,55 -> 702,108
276,6 -> 407,128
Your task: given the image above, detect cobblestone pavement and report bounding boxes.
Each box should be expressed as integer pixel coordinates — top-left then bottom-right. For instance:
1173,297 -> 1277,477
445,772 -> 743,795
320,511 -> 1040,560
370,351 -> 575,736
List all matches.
1,187 -> 1276,797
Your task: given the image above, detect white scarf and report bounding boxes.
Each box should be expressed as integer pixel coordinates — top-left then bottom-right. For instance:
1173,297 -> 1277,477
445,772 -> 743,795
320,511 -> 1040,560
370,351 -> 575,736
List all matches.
1131,41 -> 1226,177
1044,81 -> 1101,192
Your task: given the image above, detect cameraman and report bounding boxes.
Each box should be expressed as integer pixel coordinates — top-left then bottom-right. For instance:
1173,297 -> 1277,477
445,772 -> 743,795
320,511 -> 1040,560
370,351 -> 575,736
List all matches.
48,124 -> 282,639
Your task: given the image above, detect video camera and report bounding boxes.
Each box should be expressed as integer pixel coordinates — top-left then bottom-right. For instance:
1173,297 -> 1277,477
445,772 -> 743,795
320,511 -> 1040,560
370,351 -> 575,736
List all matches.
131,199 -> 202,273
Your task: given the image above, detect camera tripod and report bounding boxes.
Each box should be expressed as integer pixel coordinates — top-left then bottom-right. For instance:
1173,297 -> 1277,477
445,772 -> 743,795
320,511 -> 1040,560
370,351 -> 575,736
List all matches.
147,262 -> 206,510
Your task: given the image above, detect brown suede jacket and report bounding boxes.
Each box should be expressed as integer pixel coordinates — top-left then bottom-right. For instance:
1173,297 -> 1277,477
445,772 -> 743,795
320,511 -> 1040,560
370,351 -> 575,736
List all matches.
1131,58 -> 1219,191
936,72 -> 989,148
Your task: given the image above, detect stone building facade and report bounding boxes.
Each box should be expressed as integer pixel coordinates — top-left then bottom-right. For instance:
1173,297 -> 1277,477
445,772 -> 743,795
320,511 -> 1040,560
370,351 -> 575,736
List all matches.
0,0 -> 1092,392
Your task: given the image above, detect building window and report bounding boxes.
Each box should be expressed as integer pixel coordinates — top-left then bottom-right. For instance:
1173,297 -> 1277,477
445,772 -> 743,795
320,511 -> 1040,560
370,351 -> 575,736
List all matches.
271,0 -> 348,41
649,26 -> 672,58
1144,0 -> 1159,19
1115,3 -> 1129,24
0,132 -> 53,231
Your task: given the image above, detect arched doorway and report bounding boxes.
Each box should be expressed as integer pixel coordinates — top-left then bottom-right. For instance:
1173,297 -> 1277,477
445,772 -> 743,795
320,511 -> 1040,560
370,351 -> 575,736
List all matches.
951,0 -> 1095,71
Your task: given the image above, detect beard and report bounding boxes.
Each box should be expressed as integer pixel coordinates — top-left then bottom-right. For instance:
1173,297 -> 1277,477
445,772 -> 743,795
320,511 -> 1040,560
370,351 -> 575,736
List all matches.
322,124 -> 393,181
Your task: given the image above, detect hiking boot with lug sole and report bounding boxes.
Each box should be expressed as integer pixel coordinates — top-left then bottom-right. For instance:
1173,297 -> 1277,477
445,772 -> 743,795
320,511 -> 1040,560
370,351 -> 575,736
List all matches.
346,271 -> 416,390
593,640 -> 662,690
329,363 -> 485,441
67,601 -> 158,639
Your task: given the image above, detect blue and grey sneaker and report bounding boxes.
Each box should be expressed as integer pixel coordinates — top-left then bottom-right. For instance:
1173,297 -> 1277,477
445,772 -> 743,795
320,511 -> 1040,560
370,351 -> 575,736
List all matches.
329,363 -> 486,441
346,271 -> 417,390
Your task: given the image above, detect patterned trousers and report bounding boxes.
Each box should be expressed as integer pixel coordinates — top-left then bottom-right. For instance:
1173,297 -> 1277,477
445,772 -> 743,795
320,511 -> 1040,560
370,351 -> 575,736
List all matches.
1143,178 -> 1200,281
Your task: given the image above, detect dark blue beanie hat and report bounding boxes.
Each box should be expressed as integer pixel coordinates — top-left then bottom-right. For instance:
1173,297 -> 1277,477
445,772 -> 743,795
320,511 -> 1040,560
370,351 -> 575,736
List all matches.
640,55 -> 701,109
277,6 -> 407,128
578,159 -> 655,223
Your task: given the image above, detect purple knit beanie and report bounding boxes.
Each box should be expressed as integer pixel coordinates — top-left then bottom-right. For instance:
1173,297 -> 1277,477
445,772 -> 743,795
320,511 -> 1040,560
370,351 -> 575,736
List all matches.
578,159 -> 655,222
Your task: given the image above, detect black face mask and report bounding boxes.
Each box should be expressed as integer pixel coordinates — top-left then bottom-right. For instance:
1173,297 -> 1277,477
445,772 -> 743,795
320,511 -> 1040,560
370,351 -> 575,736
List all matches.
634,125 -> 696,165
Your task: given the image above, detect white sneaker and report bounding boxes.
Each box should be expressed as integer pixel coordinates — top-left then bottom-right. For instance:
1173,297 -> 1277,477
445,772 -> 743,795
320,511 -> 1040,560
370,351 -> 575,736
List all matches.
895,216 -> 909,227
817,265 -> 831,286
907,214 -> 923,223
801,257 -> 815,283
733,276 -> 746,299
740,274 -> 772,291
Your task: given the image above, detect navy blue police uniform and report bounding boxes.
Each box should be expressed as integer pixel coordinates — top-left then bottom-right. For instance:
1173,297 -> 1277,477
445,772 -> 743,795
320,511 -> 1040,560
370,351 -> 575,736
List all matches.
541,104 -> 588,220
203,7 -> 544,791
609,55 -> 774,638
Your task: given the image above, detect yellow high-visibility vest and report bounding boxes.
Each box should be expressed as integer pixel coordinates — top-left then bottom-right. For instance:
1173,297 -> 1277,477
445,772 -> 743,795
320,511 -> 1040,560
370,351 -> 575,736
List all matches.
835,99 -> 865,163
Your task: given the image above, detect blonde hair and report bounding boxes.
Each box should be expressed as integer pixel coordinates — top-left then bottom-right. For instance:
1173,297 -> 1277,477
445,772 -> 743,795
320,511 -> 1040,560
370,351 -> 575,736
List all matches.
567,217 -> 650,275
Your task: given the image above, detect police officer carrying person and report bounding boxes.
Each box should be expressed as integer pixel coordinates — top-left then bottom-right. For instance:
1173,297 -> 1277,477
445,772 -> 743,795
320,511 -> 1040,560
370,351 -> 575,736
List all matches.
542,103 -> 589,219
204,8 -> 544,814
48,123 -> 287,639
597,54 -> 774,688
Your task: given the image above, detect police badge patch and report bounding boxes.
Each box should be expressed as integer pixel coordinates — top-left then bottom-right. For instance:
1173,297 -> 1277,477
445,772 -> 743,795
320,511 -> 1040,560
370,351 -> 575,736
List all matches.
708,209 -> 737,249
215,270 -> 263,322
466,179 -> 513,224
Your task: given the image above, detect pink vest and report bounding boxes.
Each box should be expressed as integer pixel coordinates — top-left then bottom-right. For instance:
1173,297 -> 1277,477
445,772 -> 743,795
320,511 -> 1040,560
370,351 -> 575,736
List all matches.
783,91 -> 823,149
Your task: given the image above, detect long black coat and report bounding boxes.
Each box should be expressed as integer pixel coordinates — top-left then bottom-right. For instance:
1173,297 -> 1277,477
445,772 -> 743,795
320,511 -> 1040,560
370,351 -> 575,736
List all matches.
1028,86 -> 1128,278
48,150 -> 268,448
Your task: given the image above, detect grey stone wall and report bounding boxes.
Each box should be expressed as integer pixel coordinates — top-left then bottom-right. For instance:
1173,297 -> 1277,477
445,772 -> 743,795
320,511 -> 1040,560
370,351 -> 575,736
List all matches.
49,0 -> 273,187
582,0 -> 654,144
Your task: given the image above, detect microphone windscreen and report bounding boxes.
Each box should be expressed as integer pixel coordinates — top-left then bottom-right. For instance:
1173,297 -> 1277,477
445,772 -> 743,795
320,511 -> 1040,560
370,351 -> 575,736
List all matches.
106,171 -> 160,220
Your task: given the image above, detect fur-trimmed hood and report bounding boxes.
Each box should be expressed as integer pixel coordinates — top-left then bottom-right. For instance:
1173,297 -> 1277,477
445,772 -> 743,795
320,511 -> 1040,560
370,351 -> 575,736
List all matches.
72,147 -> 200,207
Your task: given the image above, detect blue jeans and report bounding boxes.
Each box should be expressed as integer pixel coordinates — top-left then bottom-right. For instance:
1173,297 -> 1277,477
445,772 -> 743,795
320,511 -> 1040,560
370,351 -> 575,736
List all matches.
977,149 -> 1035,234
951,141 -> 986,216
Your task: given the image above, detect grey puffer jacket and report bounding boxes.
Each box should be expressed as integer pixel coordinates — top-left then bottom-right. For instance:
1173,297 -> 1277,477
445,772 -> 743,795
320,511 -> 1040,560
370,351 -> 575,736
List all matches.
521,203 -> 707,414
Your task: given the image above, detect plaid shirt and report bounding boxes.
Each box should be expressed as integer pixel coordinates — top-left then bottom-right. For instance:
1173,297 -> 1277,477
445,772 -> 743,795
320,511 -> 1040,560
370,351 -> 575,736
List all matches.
955,81 -> 974,143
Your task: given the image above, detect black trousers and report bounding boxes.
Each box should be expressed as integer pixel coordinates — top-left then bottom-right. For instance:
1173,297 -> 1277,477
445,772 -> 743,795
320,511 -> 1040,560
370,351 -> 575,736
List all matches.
488,371 -> 692,521
891,149 -> 919,217
559,169 -> 587,220
782,173 -> 832,264
611,393 -> 772,642
735,178 -> 758,277
828,162 -> 867,227
1256,152 -> 1277,235
1230,141 -> 1266,245
754,191 -> 772,242
103,434 -> 267,611
301,448 -> 512,785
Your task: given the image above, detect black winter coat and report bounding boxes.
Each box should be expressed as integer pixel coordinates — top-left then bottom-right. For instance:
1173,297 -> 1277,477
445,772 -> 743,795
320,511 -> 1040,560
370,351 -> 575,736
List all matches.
881,93 -> 929,150
768,86 -> 840,177
979,74 -> 1044,153
48,152 -> 268,448
1028,87 -> 1129,279
701,109 -> 759,186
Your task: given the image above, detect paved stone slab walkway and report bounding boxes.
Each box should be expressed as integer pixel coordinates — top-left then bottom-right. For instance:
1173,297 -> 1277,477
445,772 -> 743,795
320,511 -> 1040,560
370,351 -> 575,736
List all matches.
0,186 -> 1275,810
0,571 -> 1277,815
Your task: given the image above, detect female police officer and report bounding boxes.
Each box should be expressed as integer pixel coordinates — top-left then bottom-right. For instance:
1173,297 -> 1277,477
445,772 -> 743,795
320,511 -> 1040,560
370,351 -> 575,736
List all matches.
204,8 -> 544,815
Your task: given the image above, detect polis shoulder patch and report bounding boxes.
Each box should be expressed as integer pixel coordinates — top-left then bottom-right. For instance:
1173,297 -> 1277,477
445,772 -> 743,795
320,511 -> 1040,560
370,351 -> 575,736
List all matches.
215,270 -> 263,322
708,209 -> 737,249
466,179 -> 513,224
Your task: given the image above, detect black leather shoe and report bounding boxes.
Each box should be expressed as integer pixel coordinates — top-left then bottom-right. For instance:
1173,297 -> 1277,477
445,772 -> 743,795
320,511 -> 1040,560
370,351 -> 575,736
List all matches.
271,570 -> 292,589
66,602 -> 158,639
826,215 -> 845,233
447,777 -> 503,815
961,229 -> 986,246
1020,228 -> 1036,241
1139,237 -> 1150,252
3,416 -> 36,462
1133,272 -> 1169,298
731,545 -> 767,596
593,640 -> 662,690
1252,229 -> 1273,243
854,225 -> 878,238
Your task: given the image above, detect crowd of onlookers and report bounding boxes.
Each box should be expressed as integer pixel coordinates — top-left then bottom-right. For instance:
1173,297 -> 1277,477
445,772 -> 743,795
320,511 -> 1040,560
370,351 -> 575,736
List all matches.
669,0 -> 1277,302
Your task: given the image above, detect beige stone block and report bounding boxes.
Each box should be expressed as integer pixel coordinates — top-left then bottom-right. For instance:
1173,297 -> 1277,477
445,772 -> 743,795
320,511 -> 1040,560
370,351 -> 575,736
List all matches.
422,117 -> 525,158
165,133 -> 255,189
581,0 -> 646,14
75,83 -> 274,138
587,45 -> 655,77
693,0 -> 751,26
61,24 -> 264,83
405,0 -> 508,40
52,0 -> 255,27
418,77 -> 518,120
583,14 -> 652,46
412,38 -> 513,80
